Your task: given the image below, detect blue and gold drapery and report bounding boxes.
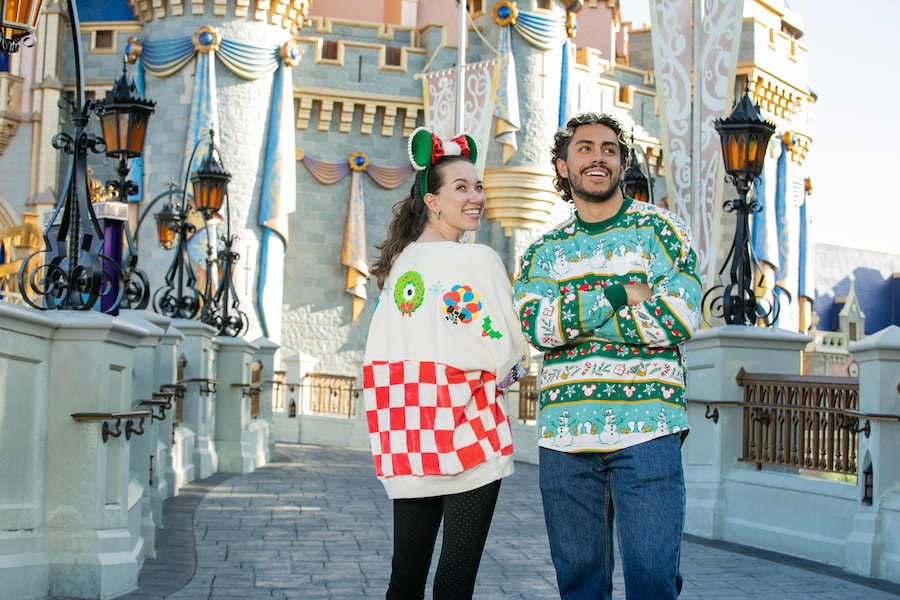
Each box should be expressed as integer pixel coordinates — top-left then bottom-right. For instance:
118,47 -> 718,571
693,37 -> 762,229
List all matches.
491,2 -> 573,152
509,7 -> 569,50
137,29 -> 295,337
798,192 -> 810,301
492,27 -> 521,163
129,57 -> 147,202
257,56 -> 298,337
559,38 -> 575,127
300,152 -> 413,322
751,166 -> 773,268
775,139 -> 790,291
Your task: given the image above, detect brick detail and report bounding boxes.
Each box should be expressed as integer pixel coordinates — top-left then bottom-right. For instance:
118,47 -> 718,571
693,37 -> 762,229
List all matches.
296,86 -> 423,137
125,0 -> 311,34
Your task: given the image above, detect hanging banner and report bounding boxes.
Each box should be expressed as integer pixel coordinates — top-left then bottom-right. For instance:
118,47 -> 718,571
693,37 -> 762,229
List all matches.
421,58 -> 499,174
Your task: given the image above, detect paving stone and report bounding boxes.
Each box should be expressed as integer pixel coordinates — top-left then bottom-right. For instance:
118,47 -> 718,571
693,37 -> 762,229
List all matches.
111,444 -> 900,600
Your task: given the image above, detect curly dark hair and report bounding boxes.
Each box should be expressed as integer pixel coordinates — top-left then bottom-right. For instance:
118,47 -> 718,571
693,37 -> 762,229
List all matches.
550,112 -> 632,204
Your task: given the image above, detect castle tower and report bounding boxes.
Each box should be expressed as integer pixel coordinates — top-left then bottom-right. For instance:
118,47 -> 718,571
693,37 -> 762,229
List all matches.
123,0 -> 311,344
469,1 -> 598,268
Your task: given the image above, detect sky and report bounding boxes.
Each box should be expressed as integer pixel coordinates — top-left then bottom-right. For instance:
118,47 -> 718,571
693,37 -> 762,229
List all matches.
619,0 -> 899,256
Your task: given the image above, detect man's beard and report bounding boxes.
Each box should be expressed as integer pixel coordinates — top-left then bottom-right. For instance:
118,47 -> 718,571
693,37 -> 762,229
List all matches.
569,169 -> 622,203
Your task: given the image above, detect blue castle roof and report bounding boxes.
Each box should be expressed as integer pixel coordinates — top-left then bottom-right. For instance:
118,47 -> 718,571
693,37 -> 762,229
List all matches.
813,244 -> 900,334
77,0 -> 136,23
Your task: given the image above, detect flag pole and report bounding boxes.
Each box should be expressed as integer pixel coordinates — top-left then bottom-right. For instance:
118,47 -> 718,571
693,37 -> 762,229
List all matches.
455,0 -> 466,135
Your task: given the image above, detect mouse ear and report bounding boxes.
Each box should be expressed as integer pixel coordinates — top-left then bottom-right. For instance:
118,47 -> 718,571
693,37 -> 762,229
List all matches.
408,127 -> 434,171
461,134 -> 477,165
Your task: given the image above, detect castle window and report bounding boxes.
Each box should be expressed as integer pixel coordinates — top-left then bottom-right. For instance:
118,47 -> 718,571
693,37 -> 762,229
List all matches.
322,40 -> 338,60
93,30 -> 115,51
385,46 -> 401,66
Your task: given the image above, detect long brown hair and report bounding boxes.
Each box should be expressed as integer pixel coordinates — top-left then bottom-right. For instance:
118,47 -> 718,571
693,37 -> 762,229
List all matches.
369,155 -> 469,290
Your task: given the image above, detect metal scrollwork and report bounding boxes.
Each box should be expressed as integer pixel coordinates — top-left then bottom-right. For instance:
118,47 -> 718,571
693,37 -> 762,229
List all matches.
702,173 -> 780,327
16,0 -> 143,314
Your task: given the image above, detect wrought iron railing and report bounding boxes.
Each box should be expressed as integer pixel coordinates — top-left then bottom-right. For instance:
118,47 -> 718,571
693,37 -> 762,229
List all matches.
303,373 -> 357,418
250,361 -> 262,419
735,368 -> 863,476
271,370 -> 287,411
516,375 -> 538,422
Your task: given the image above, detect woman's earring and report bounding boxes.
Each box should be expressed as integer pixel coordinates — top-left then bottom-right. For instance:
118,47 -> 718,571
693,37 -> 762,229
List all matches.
433,209 -> 441,219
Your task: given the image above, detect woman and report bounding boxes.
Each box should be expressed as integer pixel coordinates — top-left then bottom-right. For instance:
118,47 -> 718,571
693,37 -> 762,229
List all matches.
363,128 -> 529,599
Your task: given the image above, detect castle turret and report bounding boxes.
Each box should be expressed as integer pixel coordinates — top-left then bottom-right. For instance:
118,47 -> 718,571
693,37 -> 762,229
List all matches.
124,0 -> 311,343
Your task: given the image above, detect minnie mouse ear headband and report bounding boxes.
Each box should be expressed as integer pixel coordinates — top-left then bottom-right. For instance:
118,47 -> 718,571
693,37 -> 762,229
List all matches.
407,127 -> 478,199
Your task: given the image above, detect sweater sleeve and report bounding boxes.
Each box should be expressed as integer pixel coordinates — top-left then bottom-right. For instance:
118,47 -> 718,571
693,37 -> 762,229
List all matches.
512,242 -> 625,352
593,210 -> 702,346
513,209 -> 702,351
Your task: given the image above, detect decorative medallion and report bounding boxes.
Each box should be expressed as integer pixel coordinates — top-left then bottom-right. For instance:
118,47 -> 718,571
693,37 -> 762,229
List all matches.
566,12 -> 577,38
492,1 -> 518,27
349,151 -> 369,172
125,37 -> 142,64
192,26 -> 221,53
280,42 -> 301,67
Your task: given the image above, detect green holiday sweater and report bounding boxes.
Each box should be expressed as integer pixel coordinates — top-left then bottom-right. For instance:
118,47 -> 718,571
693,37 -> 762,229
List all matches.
513,198 -> 701,452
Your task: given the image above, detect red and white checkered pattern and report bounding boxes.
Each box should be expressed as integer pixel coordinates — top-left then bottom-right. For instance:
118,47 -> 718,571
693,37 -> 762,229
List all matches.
363,360 -> 514,478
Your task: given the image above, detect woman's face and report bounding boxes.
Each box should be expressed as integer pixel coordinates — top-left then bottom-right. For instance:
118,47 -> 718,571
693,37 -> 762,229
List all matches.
425,160 -> 485,238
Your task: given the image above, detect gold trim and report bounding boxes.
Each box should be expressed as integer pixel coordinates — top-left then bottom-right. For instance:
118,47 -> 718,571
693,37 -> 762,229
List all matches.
492,1 -> 518,27
348,152 -> 369,172
483,166 -> 557,236
192,25 -> 220,54
280,42 -> 301,67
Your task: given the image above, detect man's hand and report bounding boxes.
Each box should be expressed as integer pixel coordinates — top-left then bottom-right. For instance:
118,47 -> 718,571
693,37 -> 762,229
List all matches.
625,282 -> 652,305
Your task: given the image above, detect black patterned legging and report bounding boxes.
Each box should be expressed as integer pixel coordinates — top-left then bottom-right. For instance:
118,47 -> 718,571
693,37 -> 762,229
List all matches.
386,480 -> 502,600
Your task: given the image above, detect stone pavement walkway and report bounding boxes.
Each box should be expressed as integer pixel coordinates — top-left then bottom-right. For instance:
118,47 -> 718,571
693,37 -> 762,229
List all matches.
115,444 -> 900,599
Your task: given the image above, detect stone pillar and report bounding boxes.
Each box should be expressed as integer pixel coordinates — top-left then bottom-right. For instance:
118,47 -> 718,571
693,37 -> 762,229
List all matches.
114,310 -> 162,561
681,325 -> 811,539
273,351 -> 318,443
147,314 -> 184,497
118,309 -> 182,551
845,326 -> 900,579
252,336 -> 280,460
0,304 -> 56,600
44,312 -> 147,599
214,336 -> 260,473
171,318 -> 219,480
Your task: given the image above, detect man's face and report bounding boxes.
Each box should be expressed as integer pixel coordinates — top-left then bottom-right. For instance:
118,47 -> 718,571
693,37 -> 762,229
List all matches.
555,123 -> 625,204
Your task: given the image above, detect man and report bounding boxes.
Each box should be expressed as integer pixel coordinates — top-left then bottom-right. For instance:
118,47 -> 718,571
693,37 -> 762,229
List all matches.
513,112 -> 701,599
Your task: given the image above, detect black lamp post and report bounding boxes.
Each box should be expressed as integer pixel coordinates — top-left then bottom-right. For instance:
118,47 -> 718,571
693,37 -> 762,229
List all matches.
153,192 -> 179,251
702,84 -> 778,326
623,133 -> 653,204
152,130 -> 247,337
100,61 -> 156,311
100,60 -> 155,201
191,133 -> 248,338
15,0 -> 150,313
0,0 -> 44,55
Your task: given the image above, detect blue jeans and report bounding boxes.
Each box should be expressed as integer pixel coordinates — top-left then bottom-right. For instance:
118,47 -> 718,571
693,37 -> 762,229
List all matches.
539,435 -> 685,600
